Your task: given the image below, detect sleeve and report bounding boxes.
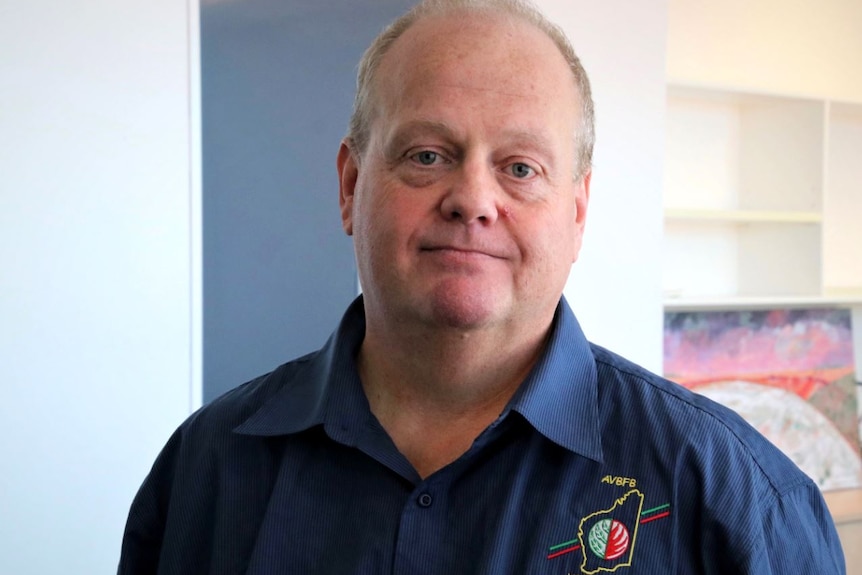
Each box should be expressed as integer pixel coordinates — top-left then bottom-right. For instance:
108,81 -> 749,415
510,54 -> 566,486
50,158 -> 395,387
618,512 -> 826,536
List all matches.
116,428 -> 183,575
740,481 -> 846,574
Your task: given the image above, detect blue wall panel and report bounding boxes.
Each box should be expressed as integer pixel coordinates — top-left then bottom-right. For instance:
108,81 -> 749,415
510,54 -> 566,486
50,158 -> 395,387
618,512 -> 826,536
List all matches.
201,0 -> 414,402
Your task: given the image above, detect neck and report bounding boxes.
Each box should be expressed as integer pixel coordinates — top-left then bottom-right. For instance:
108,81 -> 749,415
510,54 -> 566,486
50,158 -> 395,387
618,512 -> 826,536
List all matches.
357,309 -> 554,477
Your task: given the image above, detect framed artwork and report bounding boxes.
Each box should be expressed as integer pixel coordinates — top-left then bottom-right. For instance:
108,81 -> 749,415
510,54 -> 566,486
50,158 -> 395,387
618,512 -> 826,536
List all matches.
664,308 -> 862,491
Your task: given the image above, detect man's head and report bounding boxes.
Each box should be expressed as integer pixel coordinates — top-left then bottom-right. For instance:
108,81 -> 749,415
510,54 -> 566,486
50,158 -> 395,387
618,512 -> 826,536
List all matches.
347,0 -> 594,180
337,0 -> 592,334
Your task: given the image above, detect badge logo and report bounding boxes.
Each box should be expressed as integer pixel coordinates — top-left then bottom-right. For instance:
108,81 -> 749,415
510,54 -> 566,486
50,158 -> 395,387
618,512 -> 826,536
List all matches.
546,489 -> 671,574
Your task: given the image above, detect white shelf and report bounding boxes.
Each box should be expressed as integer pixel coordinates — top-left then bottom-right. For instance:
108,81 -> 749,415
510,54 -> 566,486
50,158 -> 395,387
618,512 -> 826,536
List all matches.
665,209 -> 822,223
663,83 -> 862,305
663,292 -> 862,311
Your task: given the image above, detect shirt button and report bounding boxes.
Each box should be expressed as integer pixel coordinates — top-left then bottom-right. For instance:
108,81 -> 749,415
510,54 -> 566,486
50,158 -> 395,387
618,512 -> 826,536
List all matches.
417,493 -> 433,508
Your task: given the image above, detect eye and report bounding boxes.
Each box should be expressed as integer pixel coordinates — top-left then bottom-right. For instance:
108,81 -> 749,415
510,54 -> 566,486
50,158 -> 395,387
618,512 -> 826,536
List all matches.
411,150 -> 441,166
509,162 -> 536,179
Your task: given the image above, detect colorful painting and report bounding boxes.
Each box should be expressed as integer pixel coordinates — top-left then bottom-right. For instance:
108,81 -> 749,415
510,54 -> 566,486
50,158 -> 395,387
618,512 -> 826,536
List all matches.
664,308 -> 862,491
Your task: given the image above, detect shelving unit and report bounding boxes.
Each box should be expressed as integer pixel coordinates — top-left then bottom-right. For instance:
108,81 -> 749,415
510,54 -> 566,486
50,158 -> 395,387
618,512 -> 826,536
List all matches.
662,84 -> 862,309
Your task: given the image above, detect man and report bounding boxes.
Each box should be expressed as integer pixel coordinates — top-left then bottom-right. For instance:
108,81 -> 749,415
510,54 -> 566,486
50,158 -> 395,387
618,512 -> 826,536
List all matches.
119,1 -> 846,573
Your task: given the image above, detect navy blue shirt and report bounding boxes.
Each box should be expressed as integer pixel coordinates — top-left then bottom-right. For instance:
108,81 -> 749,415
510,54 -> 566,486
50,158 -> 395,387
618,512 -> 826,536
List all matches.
119,297 -> 845,574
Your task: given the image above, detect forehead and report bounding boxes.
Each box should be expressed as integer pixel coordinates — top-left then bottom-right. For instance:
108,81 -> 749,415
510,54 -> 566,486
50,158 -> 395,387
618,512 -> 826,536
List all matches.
370,12 -> 579,138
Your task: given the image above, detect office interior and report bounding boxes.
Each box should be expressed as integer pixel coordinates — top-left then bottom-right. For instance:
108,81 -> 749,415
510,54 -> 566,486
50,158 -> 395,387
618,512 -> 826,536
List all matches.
2,0 -> 861,572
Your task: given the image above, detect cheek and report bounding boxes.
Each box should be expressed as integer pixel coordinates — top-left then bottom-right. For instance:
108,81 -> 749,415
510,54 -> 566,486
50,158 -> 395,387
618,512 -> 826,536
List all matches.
353,185 -> 419,260
556,198 -> 581,260
517,207 -> 580,278
530,202 -> 577,250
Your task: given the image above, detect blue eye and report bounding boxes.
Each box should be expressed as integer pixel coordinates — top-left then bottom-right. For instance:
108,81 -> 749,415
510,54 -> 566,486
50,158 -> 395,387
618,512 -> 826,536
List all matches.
511,163 -> 534,178
413,151 -> 439,165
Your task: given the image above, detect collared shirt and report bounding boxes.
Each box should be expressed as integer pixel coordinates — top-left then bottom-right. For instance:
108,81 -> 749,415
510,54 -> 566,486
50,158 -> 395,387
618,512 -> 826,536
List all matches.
119,297 -> 845,574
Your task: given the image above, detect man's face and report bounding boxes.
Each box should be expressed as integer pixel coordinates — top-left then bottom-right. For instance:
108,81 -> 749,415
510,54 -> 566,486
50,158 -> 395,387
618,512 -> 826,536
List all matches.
338,12 -> 590,333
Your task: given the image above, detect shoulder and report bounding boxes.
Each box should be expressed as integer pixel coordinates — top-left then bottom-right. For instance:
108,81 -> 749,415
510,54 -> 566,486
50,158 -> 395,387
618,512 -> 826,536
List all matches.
179,350 -> 320,447
138,348 -> 324,490
587,345 -> 844,571
119,351 -> 324,570
588,343 -> 810,497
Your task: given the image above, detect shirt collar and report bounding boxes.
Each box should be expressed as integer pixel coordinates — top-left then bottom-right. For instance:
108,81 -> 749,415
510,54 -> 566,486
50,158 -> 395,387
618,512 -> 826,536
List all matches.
234,296 -> 604,463
233,296 -> 368,437
506,297 -> 603,463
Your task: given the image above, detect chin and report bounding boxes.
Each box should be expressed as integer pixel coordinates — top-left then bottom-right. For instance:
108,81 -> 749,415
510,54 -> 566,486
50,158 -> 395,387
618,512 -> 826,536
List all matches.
425,284 -> 504,329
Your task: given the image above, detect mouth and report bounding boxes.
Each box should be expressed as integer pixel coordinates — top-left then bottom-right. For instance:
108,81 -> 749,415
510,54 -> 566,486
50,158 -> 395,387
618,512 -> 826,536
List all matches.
420,245 -> 506,262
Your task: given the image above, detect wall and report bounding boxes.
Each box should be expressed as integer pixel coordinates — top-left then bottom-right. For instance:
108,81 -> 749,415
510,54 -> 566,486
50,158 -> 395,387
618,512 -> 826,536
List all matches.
542,0 -> 668,372
0,1 -> 199,573
667,0 -> 862,102
200,0 -> 414,403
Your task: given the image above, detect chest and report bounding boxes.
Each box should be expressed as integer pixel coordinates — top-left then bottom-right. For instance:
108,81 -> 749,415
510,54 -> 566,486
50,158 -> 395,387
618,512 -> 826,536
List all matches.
230,437 -> 684,575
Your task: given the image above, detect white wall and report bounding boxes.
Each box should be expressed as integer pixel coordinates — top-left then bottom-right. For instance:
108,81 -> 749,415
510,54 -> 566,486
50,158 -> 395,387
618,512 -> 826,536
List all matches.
667,0 -> 862,101
541,0 -> 668,372
0,1 -> 199,573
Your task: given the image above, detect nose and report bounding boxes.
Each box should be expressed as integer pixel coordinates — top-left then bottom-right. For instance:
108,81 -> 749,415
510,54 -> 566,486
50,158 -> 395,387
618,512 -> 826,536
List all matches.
439,159 -> 500,225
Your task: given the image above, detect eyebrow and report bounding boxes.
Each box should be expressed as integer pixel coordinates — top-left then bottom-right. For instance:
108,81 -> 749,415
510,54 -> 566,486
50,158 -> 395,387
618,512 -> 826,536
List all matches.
383,120 -> 558,162
498,128 -> 557,160
383,120 -> 458,158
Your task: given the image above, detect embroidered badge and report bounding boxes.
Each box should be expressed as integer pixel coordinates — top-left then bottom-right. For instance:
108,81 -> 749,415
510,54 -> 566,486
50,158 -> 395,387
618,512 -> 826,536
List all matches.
546,490 -> 671,574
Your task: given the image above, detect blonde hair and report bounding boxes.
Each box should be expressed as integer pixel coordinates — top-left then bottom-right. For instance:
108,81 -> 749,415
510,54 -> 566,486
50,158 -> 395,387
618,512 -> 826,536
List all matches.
346,0 -> 595,178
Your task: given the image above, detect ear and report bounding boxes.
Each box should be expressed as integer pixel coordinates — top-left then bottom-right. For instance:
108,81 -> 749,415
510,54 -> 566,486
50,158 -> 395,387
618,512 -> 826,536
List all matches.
572,169 -> 591,262
336,139 -> 358,236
